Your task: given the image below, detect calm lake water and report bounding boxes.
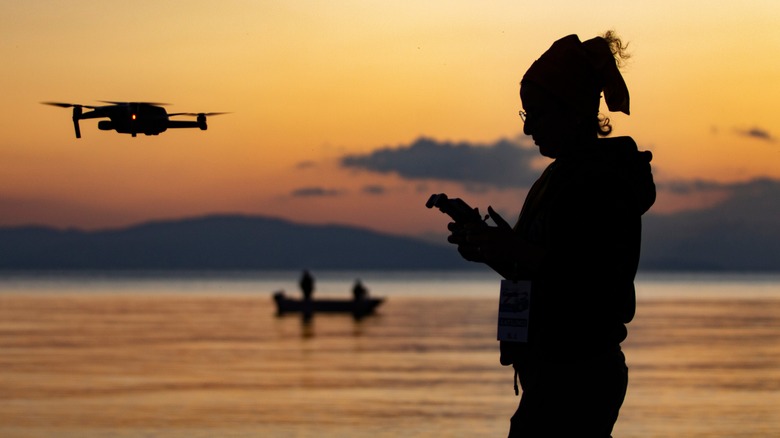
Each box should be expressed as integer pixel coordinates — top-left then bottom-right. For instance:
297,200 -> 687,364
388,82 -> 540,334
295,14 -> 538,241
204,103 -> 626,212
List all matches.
1,271 -> 779,437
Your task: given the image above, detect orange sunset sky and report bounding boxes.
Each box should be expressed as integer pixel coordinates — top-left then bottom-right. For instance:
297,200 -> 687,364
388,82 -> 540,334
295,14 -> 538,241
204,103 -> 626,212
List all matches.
2,1 -> 779,240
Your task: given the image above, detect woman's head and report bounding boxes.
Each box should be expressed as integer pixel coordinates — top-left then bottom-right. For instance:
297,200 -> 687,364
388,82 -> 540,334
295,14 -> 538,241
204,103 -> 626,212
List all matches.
520,82 -> 588,158
519,32 -> 630,156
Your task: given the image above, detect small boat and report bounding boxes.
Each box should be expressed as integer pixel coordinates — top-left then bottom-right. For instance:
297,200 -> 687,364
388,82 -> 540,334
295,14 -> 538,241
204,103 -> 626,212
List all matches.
272,291 -> 384,317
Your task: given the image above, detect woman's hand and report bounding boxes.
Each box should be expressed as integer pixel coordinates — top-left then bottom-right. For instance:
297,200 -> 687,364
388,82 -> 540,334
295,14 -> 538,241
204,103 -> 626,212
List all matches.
447,206 -> 515,264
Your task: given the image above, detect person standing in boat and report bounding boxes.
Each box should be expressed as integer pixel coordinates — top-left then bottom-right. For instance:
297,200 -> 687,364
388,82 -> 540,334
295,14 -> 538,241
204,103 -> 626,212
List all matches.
351,279 -> 369,321
299,270 -> 315,323
352,279 -> 368,301
299,270 -> 315,301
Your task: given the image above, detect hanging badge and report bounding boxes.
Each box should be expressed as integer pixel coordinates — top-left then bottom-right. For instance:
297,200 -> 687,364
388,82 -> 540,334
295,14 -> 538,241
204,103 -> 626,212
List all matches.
497,280 -> 531,342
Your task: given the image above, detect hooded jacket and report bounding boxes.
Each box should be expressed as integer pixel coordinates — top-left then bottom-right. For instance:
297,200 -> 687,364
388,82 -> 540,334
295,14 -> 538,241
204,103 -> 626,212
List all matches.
502,136 -> 655,363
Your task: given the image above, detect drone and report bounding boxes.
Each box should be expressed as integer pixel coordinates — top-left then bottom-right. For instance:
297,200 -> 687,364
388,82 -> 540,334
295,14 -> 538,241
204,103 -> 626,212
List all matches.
42,101 -> 227,138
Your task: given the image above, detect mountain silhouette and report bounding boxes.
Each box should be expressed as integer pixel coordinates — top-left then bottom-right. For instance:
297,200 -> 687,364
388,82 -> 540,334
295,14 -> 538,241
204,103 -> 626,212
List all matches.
640,178 -> 780,271
1,189 -> 778,273
0,215 -> 468,271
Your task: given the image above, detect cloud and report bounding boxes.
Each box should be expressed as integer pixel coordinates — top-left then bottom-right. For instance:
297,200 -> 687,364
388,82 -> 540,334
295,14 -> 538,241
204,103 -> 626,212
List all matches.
361,184 -> 386,195
340,136 -> 541,189
735,126 -> 776,143
657,179 -> 727,195
290,187 -> 344,197
653,177 -> 780,215
711,178 -> 780,218
656,177 -> 780,207
295,160 -> 318,169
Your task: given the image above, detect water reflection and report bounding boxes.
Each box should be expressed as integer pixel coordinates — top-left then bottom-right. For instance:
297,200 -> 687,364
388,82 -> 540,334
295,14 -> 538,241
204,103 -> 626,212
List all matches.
0,276 -> 779,437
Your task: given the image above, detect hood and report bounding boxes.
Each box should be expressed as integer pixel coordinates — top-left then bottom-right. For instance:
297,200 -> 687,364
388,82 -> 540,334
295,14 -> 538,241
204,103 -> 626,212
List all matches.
559,136 -> 656,215
599,136 -> 656,215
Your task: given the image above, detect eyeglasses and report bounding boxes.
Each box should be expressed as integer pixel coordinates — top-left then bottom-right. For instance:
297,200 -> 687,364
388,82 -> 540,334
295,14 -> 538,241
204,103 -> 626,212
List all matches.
518,110 -> 527,123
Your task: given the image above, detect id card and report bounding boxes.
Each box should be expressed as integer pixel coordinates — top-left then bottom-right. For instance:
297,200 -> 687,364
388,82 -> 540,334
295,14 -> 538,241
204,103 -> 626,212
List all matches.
497,280 -> 531,342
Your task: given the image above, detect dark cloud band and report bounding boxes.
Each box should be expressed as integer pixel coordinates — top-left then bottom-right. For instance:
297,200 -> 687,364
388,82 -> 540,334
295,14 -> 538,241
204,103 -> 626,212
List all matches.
340,136 -> 540,189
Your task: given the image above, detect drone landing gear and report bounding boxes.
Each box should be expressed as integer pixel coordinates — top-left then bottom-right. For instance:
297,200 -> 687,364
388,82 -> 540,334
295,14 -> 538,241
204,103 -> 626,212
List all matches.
72,106 -> 82,139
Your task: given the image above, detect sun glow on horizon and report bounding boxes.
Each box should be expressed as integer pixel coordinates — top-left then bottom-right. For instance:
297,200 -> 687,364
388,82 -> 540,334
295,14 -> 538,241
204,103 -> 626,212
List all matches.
1,1 -> 779,235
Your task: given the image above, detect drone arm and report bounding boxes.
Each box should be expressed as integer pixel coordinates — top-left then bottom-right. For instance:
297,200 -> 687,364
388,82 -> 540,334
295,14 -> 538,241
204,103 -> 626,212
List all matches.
166,120 -> 203,130
167,113 -> 208,130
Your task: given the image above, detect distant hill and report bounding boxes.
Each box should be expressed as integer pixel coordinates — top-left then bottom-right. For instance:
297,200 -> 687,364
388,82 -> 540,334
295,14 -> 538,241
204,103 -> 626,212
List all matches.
0,215 -> 470,271
640,179 -> 780,271
1,178 -> 779,272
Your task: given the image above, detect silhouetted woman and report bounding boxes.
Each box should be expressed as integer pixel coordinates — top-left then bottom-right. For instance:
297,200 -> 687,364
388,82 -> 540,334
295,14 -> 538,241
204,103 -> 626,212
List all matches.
447,31 -> 656,437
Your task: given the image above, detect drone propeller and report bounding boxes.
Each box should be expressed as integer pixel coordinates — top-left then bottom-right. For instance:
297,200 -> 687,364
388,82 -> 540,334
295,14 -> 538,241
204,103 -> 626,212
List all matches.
100,100 -> 170,106
168,112 -> 230,117
41,102 -> 96,138
98,100 -> 170,107
41,102 -> 98,109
